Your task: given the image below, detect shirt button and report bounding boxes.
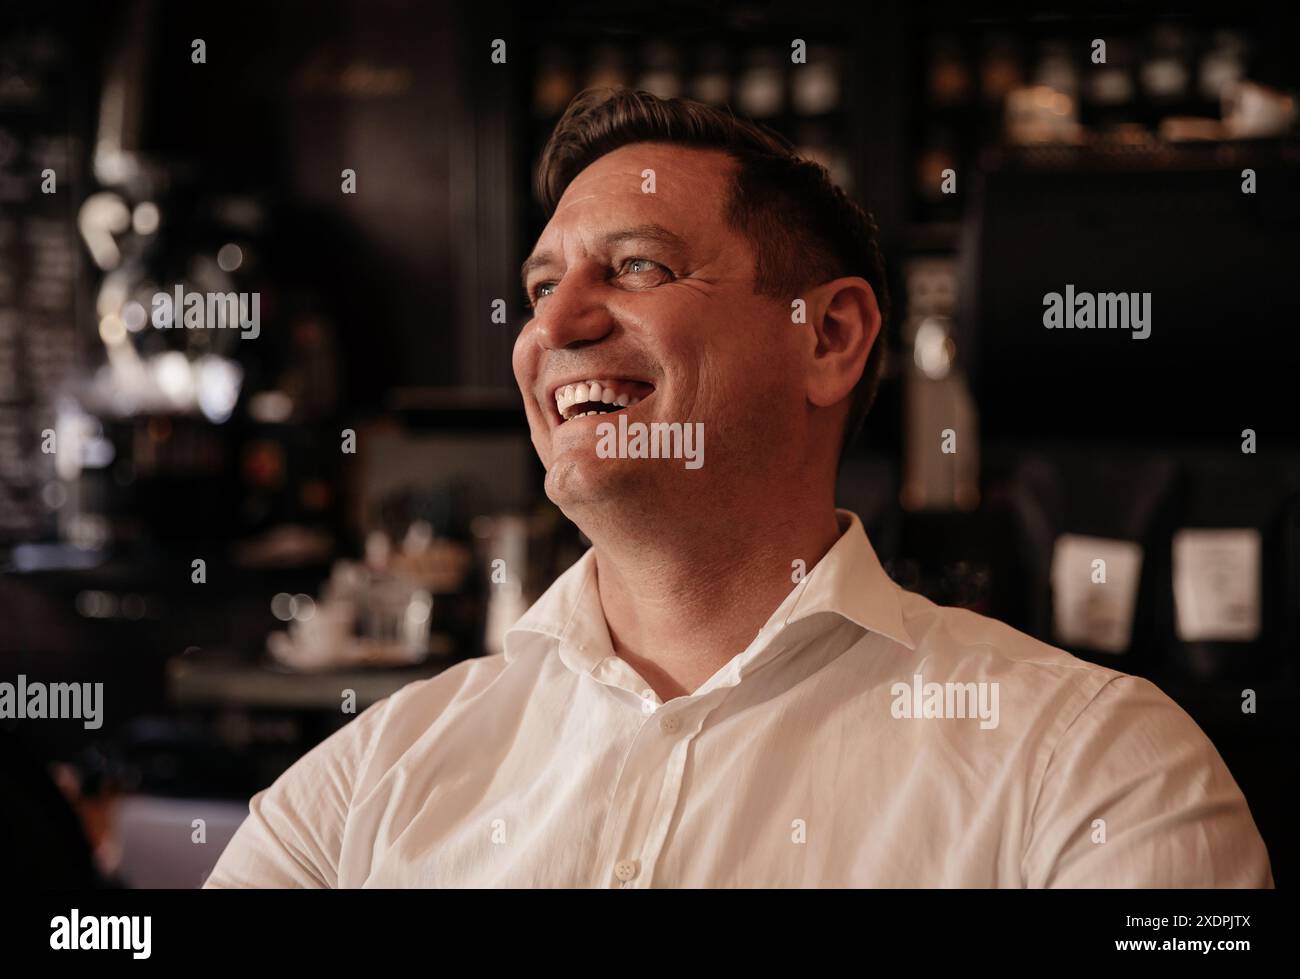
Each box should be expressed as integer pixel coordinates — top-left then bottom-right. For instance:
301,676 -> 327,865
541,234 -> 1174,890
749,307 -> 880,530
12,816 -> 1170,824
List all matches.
659,714 -> 680,734
614,859 -> 640,883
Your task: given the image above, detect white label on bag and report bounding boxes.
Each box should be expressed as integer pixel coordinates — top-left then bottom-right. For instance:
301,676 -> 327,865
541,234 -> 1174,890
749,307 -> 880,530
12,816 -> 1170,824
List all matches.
1172,528 -> 1262,642
1051,534 -> 1144,653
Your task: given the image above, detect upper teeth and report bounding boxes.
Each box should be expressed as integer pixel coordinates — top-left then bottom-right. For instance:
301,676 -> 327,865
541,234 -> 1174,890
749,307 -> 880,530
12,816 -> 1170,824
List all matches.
555,379 -> 643,420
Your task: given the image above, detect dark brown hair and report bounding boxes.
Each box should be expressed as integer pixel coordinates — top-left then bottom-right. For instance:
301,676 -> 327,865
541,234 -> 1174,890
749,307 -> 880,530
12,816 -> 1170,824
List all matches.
535,87 -> 890,452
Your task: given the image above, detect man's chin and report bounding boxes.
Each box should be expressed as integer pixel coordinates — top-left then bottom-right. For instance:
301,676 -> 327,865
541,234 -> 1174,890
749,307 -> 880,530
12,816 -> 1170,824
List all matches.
545,454 -> 622,505
542,450 -> 667,514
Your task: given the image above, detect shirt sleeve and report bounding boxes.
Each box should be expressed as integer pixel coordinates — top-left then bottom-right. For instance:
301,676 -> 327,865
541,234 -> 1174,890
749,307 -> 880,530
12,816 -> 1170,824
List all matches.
1023,674 -> 1274,888
203,696 -> 391,889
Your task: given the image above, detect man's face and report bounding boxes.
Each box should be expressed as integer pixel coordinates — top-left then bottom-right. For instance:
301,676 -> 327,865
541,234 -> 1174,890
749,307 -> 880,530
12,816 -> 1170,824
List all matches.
513,142 -> 808,522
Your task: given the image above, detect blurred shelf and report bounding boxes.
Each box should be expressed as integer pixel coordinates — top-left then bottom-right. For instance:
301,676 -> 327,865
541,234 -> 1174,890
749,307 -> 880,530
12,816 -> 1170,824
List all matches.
984,137 -> 1300,172
167,649 -> 458,711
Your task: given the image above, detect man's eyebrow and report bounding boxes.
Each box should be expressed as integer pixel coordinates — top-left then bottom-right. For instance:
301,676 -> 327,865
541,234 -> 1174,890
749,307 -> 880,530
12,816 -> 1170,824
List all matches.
520,224 -> 689,292
599,223 -> 689,254
520,251 -> 554,292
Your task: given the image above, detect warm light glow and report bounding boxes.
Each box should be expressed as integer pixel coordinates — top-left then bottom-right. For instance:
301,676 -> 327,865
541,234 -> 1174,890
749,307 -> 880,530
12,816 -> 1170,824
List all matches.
132,202 -> 160,235
98,313 -> 127,345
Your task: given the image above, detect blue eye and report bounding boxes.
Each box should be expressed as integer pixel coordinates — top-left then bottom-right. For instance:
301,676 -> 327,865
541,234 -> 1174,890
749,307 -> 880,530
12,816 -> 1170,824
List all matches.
528,282 -> 556,308
619,257 -> 672,282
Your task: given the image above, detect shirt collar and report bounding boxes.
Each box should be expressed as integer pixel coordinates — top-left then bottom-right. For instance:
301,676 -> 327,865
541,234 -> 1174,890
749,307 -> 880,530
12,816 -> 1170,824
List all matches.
503,548 -> 607,669
503,508 -> 915,669
782,509 -> 916,650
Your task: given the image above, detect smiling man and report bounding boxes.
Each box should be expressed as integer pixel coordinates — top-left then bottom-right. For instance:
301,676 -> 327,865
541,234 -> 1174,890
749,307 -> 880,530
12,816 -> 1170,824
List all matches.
207,88 -> 1272,888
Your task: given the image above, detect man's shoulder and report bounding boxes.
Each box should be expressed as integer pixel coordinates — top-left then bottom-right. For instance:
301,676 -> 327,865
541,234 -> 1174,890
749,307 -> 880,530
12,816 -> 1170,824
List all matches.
335,652 -> 512,759
880,590 -> 1220,806
383,650 -> 514,717
888,587 -> 1156,719
899,588 -> 1116,671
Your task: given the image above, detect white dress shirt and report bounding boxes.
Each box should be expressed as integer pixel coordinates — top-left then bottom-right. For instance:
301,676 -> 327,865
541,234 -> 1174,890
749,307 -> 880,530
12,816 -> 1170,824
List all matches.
206,510 -> 1273,888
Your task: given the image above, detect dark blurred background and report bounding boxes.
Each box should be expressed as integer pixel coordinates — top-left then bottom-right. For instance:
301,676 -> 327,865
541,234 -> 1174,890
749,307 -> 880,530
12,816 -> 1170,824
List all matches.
1,0 -> 1297,887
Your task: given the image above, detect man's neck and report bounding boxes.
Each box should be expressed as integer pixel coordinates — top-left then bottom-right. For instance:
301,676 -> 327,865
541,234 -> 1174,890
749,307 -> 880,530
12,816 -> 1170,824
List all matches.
587,501 -> 843,701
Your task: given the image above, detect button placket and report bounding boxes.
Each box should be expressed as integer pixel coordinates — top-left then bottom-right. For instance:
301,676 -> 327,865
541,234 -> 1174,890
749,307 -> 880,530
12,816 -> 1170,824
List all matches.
632,693 -> 727,887
586,689 -> 660,887
593,683 -> 729,887
588,690 -> 677,886
632,724 -> 699,887
592,692 -> 707,887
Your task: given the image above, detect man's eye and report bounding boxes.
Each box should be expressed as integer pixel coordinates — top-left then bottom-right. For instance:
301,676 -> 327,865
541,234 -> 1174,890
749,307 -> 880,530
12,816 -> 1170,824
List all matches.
527,282 -> 556,308
618,257 -> 672,282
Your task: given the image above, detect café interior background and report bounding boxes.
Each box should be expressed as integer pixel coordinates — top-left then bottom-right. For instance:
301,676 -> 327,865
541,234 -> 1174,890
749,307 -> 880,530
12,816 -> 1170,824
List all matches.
1,0 -> 1297,887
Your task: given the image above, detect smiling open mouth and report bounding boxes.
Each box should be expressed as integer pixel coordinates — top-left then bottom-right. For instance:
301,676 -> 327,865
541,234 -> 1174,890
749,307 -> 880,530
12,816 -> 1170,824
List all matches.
554,379 -> 655,424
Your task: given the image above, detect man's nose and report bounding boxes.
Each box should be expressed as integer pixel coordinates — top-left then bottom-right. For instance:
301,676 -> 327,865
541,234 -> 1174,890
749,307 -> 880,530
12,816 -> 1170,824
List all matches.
533,276 -> 614,350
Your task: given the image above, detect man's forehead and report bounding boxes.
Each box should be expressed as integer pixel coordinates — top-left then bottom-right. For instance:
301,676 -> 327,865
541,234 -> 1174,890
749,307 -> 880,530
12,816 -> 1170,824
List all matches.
553,142 -> 735,219
522,143 -> 745,283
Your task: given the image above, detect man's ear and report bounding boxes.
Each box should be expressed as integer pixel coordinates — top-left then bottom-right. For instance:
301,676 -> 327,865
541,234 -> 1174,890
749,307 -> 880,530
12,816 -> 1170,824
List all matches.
805,276 -> 881,409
